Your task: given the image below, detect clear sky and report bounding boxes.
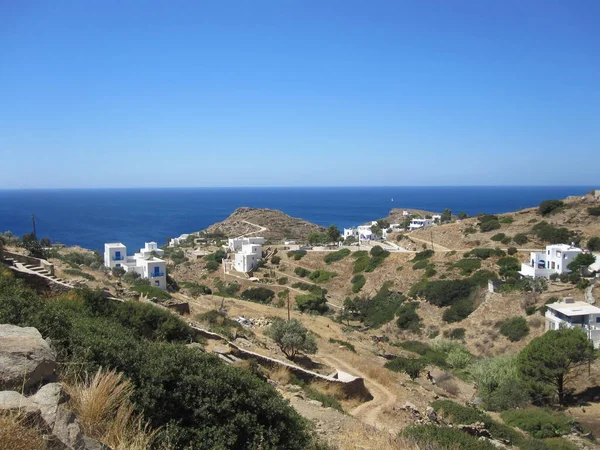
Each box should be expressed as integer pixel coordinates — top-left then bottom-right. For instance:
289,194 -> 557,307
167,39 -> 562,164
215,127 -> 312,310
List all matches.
1,1 -> 598,188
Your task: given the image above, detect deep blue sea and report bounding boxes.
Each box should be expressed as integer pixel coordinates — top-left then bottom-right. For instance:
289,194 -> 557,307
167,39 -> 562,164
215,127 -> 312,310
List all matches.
0,186 -> 594,252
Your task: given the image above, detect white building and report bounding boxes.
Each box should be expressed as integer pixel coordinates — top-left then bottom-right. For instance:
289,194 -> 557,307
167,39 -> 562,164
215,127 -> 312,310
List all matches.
228,237 -> 265,252
408,218 -> 434,230
519,244 -> 583,279
233,242 -> 263,273
545,298 -> 600,348
104,242 -> 167,290
169,234 -> 190,247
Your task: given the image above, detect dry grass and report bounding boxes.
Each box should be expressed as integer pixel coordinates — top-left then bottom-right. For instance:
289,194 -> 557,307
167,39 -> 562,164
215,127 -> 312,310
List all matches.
0,412 -> 51,450
310,381 -> 346,400
331,422 -> 421,450
66,368 -> 158,450
269,366 -> 292,385
344,353 -> 398,389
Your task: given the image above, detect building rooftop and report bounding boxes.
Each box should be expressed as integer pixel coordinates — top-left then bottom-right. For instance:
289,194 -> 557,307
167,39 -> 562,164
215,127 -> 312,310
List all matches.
105,242 -> 126,247
547,300 -> 600,316
548,244 -> 582,251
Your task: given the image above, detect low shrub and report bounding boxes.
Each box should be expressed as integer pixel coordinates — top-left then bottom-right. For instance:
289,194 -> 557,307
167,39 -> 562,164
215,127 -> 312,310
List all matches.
329,338 -> 356,352
295,293 -> 328,314
63,268 -> 96,281
499,316 -> 529,341
532,221 -> 577,245
442,297 -> 475,323
452,258 -> 481,275
539,200 -> 564,216
402,425 -> 498,450
241,287 -> 275,303
287,250 -> 307,260
308,269 -> 337,283
294,267 -> 311,278
131,285 -> 172,300
478,215 -> 501,232
182,282 -> 212,296
395,302 -> 421,332
513,233 -> 529,245
447,328 -> 465,340
384,356 -> 424,379
588,206 -> 600,217
491,233 -> 506,242
324,248 -> 351,264
412,249 -> 434,262
277,277 -> 288,285
507,247 -> 518,255
412,260 -> 429,270
500,409 -> 575,439
464,248 -> 505,259
587,237 -> 600,251
499,216 -> 514,224
351,274 -> 366,293
270,255 -> 281,265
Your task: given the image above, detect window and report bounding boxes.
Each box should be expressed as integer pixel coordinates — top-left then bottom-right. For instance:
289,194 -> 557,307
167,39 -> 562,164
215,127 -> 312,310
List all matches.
116,264 -> 121,267
596,317 -> 600,323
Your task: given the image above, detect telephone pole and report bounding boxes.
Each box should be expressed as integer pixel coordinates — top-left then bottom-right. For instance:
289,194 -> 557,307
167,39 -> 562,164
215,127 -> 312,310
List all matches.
31,214 -> 37,238
287,289 -> 291,322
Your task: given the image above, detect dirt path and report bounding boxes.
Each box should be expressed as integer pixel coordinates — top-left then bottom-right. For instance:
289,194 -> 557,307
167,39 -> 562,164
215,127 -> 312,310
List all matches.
236,220 -> 268,238
407,235 -> 451,252
318,354 -> 397,430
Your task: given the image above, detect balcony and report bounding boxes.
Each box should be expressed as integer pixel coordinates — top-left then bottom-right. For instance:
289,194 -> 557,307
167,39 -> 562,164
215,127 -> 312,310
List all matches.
150,271 -> 164,278
112,256 -> 124,261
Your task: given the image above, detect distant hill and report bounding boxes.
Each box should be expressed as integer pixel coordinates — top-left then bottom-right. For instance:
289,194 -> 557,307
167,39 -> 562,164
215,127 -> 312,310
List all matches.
199,207 -> 326,243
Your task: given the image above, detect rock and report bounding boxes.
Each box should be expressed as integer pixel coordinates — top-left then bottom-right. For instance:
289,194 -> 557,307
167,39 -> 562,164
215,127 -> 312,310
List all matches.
31,382 -> 67,428
52,405 -> 86,450
458,422 -> 492,439
0,390 -> 37,413
307,399 -> 323,407
83,435 -> 112,450
212,345 -> 230,355
0,324 -> 56,391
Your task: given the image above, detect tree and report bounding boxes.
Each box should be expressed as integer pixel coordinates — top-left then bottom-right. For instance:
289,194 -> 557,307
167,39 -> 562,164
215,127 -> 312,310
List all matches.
567,253 -> 596,272
308,232 -> 326,246
265,318 -> 317,359
457,212 -> 468,220
517,328 -> 595,404
326,225 -> 341,243
587,237 -> 600,252
441,208 -> 452,223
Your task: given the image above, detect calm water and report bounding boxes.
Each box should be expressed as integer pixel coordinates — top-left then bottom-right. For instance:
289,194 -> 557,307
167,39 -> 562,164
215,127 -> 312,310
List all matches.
0,186 -> 594,252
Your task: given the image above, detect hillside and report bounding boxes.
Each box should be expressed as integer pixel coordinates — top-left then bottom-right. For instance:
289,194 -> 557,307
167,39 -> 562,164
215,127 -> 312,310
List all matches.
199,207 -> 326,243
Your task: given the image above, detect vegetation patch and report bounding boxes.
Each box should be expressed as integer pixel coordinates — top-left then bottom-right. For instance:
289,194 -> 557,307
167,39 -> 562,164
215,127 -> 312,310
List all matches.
241,287 -> 275,304
329,338 -> 356,352
195,310 -> 246,339
63,268 -> 96,281
452,258 -> 481,275
402,424 -> 498,450
214,278 -> 240,297
344,281 -> 405,328
287,249 -> 307,260
411,249 -> 434,261
352,246 -> 390,273
500,408 -> 576,439
464,248 -> 506,259
351,274 -> 366,293
491,232 -> 506,242
499,216 -> 514,224
531,221 -> 577,245
588,206 -> 600,216
308,269 -> 337,283
294,267 -> 311,278
412,259 -> 429,270
395,302 -> 421,332
539,200 -> 564,216
499,316 -> 530,341
384,356 -> 425,379
180,281 -> 212,296
478,214 -> 501,232
296,292 -> 328,314
131,285 -> 172,300
323,248 -> 351,264
513,233 -> 529,245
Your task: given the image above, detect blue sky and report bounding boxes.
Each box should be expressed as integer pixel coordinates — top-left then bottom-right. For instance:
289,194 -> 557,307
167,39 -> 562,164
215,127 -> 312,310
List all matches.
1,1 -> 598,188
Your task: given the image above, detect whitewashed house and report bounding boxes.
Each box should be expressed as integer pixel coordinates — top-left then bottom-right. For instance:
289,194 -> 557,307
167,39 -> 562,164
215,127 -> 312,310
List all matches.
545,298 -> 600,348
104,242 -> 167,290
519,244 -> 583,278
408,218 -> 434,230
233,241 -> 263,273
228,237 -> 265,252
169,234 -> 190,247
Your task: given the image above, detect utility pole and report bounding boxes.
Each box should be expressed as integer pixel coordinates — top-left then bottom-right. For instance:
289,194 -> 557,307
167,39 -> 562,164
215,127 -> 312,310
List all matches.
31,214 -> 37,239
287,289 -> 291,322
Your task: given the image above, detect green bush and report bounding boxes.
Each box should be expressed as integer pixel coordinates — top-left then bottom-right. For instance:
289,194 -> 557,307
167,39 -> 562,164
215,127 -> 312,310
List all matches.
587,236 -> 600,251
351,274 -> 365,293
402,425 -> 498,450
499,216 -> 514,224
398,341 -> 448,368
412,259 -> 429,270
544,438 -> 579,450
344,282 -> 405,328
113,301 -> 192,342
532,222 -> 577,245
195,310 -> 244,339
294,267 -> 311,278
442,297 -> 475,323
395,302 -> 421,332
323,248 -> 350,264
277,277 -> 288,285
287,249 -> 307,260
205,260 -> 219,272
513,233 -> 529,245
131,285 -> 172,300
270,255 -> 281,265
63,268 -> 96,281
241,287 -> 275,303
384,356 -> 424,379
447,328 -> 465,340
501,409 -> 575,439
491,233 -> 506,242
470,355 -> 529,411
308,269 -> 336,283
507,247 -> 518,255
452,258 -> 481,275
352,248 -> 389,273
478,215 -> 501,232
588,206 -> 600,216
464,248 -> 505,259
499,317 -> 530,341
215,279 -> 241,297
409,279 -> 474,307
295,293 -> 329,314
411,249 -> 434,262
539,200 -> 564,216
291,282 -> 326,296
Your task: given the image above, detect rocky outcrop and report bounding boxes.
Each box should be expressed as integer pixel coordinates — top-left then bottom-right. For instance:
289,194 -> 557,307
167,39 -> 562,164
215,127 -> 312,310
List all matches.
0,324 -> 111,450
0,324 -> 56,391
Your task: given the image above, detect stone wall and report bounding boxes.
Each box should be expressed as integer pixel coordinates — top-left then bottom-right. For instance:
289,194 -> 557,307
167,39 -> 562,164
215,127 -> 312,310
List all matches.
2,251 -> 55,276
8,267 -> 71,295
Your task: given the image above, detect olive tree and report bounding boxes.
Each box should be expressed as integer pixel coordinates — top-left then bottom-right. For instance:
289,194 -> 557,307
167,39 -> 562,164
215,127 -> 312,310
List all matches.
265,318 -> 317,359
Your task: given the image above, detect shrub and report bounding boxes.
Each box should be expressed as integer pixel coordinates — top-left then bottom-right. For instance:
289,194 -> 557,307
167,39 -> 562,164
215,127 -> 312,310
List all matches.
412,259 -> 429,270
442,298 -> 475,323
464,248 -> 505,259
294,267 -> 311,278
478,214 -> 501,232
532,221 -> 577,245
513,233 -> 529,245
500,216 -> 514,224
63,268 -> 96,281
384,357 -> 424,379
453,258 -> 481,275
501,409 -> 575,439
265,318 -> 317,359
351,274 -> 366,293
446,345 -> 471,369
588,206 -> 600,216
409,278 -> 474,307
587,236 -> 600,251
295,293 -> 329,314
131,285 -> 172,300
323,248 -> 350,264
544,438 -> 579,450
352,248 -> 389,273
291,282 -> 326,296
329,338 -> 356,352
539,200 -> 564,216
215,279 -> 240,297
277,277 -> 288,285
447,328 -> 465,340
395,302 -> 421,332
507,247 -> 518,255
345,282 -> 405,328
287,249 -> 307,260
499,317 -> 529,341
308,269 -> 336,283
471,355 -> 529,411
491,233 -> 506,242
270,255 -> 281,264
205,260 -> 219,272
412,249 -> 434,261
241,287 -> 275,303
402,424 -> 498,450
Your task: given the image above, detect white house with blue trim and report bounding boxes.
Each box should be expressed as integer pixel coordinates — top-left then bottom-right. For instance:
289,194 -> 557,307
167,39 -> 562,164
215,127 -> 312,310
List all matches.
104,242 -> 167,290
519,244 -> 583,279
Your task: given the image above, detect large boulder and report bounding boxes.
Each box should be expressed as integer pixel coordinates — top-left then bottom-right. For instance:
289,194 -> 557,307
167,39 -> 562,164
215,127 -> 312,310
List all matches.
0,324 -> 56,391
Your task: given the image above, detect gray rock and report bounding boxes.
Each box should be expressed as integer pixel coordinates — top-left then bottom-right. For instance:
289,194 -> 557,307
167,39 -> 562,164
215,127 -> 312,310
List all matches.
0,390 -> 37,413
53,405 -> 86,450
0,324 -> 56,391
83,435 -> 112,450
31,382 -> 66,428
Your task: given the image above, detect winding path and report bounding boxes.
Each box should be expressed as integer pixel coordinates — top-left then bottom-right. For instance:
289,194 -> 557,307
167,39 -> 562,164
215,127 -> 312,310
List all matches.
236,221 -> 268,239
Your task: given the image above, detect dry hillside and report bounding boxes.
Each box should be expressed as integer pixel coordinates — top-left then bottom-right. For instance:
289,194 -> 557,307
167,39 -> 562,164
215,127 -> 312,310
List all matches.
199,207 -> 326,243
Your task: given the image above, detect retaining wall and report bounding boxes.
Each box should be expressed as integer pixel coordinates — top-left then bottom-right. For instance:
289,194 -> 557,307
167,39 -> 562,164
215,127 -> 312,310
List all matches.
2,251 -> 55,276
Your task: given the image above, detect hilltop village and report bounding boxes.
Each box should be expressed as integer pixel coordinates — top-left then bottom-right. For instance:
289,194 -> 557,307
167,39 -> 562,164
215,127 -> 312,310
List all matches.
1,190 -> 600,449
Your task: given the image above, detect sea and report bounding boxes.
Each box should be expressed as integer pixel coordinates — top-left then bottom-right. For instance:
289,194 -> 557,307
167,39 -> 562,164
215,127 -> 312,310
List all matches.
0,186 -> 595,253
